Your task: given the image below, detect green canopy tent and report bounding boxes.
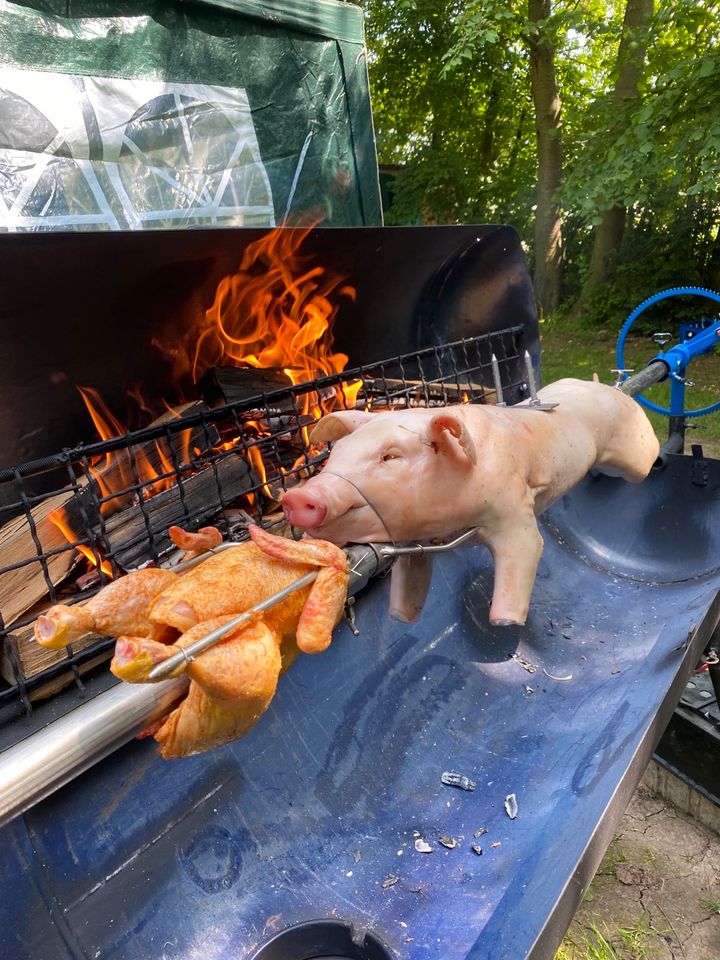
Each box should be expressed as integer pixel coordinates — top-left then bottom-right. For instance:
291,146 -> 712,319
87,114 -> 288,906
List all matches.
0,0 -> 381,230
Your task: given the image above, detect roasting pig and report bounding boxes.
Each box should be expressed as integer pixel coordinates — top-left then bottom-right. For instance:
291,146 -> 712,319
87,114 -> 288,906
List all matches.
35,525 -> 348,758
281,378 -> 659,626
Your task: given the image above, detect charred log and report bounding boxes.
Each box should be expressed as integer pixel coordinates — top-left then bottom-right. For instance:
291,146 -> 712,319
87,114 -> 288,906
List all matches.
198,366 -> 294,408
100,455 -> 253,570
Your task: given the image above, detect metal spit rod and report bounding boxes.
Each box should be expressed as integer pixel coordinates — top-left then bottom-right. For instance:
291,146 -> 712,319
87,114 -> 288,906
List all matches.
617,360 -> 668,398
0,531 -> 477,828
0,678 -> 188,829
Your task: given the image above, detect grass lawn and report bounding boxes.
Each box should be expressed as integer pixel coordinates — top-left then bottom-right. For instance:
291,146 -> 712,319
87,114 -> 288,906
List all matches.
539,319 -> 720,458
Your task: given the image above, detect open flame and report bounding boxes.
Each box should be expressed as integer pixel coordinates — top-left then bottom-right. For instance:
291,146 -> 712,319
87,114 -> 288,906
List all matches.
155,222 -> 362,413
49,508 -> 114,579
74,387 -> 195,511
74,388 -> 191,509
185,222 -> 363,433
53,224 -> 362,575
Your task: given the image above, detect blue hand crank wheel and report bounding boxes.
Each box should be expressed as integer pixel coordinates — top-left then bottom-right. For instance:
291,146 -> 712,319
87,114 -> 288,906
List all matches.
616,286 -> 720,417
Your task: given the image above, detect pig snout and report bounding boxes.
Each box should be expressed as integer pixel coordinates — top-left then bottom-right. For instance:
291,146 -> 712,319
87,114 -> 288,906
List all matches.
281,487 -> 328,528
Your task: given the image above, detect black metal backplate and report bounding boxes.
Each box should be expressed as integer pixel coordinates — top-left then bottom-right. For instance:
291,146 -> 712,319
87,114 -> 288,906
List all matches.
0,224 -> 538,465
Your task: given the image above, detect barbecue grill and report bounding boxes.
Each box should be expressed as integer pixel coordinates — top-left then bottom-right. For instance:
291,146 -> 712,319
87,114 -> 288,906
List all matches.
1,225 -> 718,960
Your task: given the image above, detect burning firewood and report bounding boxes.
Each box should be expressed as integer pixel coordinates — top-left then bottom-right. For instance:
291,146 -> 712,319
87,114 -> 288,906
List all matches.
0,403 -> 216,625
100,455 -> 253,571
197,366 -> 294,408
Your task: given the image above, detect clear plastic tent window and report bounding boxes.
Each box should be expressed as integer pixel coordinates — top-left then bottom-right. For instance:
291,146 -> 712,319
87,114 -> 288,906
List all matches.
0,68 -> 275,231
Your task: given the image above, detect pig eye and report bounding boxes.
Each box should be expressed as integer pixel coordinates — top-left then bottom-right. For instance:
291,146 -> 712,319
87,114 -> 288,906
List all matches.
381,450 -> 402,462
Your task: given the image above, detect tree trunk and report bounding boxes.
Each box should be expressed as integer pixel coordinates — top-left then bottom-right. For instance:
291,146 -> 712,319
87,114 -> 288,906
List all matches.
575,0 -> 654,312
527,0 -> 563,315
480,78 -> 500,168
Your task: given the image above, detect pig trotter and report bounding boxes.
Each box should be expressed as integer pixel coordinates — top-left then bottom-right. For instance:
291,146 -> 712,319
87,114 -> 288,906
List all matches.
389,554 -> 434,623
486,521 -> 544,626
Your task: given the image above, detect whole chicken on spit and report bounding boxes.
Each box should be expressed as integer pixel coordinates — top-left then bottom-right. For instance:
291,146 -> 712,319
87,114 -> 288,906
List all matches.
34,525 -> 349,758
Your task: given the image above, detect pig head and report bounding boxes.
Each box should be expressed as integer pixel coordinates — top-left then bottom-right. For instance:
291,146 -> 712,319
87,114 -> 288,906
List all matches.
281,379 -> 659,626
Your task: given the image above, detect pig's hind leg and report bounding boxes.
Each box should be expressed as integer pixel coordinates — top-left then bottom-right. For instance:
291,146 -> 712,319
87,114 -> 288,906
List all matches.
486,519 -> 544,626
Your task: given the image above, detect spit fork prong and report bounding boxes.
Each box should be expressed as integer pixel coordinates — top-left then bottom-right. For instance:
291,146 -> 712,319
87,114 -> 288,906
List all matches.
490,354 -> 507,407
523,350 -> 558,411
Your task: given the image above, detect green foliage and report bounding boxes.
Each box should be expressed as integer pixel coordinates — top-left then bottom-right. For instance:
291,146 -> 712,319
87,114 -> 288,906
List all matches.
555,923 -> 623,960
364,0 -> 720,322
540,317 -> 720,456
555,915 -> 669,959
364,0 -> 536,229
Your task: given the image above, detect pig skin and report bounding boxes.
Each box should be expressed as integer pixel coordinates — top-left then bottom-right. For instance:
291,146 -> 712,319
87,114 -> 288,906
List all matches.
282,378 -> 659,626
35,525 -> 349,758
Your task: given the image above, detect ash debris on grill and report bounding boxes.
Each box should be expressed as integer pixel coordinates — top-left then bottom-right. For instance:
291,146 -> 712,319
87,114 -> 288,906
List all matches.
441,771 -> 476,791
542,667 -> 573,682
438,835 -> 459,849
509,652 -> 537,674
413,834 -> 434,854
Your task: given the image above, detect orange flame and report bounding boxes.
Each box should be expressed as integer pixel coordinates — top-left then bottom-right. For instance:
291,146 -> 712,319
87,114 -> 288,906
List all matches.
49,506 -> 114,578
76,387 -> 192,513
155,223 -> 361,418
55,225 -> 362,576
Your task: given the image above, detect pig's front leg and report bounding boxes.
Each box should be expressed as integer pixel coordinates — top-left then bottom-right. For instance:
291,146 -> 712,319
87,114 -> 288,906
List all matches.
485,517 -> 544,626
389,554 -> 433,623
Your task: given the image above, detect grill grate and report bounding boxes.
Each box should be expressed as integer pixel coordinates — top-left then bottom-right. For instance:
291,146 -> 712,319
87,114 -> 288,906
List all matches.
0,328 -> 525,720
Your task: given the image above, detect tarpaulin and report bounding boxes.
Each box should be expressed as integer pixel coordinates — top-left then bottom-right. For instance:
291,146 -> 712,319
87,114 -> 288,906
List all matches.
0,0 -> 381,230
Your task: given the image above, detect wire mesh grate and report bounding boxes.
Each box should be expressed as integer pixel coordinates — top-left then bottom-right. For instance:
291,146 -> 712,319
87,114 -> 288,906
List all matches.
0,328 -> 526,718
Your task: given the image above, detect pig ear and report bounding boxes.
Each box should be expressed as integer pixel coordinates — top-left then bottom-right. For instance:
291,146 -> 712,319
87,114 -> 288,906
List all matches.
428,413 -> 477,465
309,410 -> 374,443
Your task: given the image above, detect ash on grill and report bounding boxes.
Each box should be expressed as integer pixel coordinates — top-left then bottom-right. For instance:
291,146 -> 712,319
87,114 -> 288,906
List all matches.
0,330 -> 525,725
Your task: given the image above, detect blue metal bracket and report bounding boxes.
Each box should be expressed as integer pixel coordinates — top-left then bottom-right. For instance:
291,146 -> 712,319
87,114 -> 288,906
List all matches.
616,286 -> 720,418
